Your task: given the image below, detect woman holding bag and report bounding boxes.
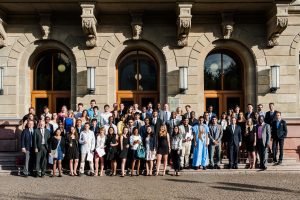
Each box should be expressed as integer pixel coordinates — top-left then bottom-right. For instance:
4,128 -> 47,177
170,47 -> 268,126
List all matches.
49,129 -> 65,177
130,127 -> 143,176
144,126 -> 156,176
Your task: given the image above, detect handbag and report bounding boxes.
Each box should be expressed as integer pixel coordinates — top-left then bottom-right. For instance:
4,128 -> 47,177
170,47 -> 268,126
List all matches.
50,139 -> 61,159
135,144 -> 145,159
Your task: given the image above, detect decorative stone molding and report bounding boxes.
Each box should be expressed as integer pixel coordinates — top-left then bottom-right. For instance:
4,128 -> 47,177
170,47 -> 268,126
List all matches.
131,13 -> 143,40
267,3 -> 289,47
39,14 -> 51,39
177,3 -> 192,47
80,2 -> 98,48
0,18 -> 7,48
221,13 -> 234,39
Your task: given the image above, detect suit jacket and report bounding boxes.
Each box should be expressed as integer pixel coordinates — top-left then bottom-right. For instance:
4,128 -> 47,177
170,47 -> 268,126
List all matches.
245,111 -> 255,120
208,112 -> 216,121
160,110 -> 171,123
208,124 -> 223,145
21,128 -> 35,151
34,128 -> 50,151
140,125 -> 154,139
256,123 -> 271,146
226,125 -> 242,146
141,112 -> 151,121
271,120 -> 288,140
183,112 -> 191,119
90,126 -> 100,137
189,118 -> 199,126
45,123 -> 54,137
166,118 -> 180,135
151,117 -> 163,136
264,111 -> 277,125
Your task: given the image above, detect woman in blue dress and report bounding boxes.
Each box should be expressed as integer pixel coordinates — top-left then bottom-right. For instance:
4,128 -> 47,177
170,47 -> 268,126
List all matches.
49,129 -> 65,177
64,110 -> 75,133
192,116 -> 209,170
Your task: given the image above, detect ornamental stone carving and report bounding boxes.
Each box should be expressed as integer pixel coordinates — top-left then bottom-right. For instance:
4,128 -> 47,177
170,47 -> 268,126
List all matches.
81,2 -> 98,48
221,13 -> 234,39
0,18 -> 7,48
177,3 -> 192,47
267,3 -> 289,47
39,14 -> 51,39
131,13 -> 143,40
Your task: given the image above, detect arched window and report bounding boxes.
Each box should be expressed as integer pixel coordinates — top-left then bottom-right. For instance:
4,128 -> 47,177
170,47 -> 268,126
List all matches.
32,50 -> 71,115
117,50 -> 159,108
118,50 -> 157,91
34,51 -> 71,91
204,50 -> 244,117
204,50 -> 242,91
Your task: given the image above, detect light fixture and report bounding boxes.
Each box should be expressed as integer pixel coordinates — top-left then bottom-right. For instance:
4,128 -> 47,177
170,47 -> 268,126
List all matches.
179,66 -> 188,94
57,64 -> 66,72
0,67 -> 3,95
87,66 -> 95,94
270,65 -> 280,93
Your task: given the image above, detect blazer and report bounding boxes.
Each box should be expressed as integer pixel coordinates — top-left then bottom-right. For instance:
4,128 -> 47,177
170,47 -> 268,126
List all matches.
189,118 -> 199,127
245,111 -> 256,120
208,124 -> 223,145
21,128 -> 35,151
143,134 -> 156,151
264,111 -> 277,125
271,120 -> 288,140
160,110 -> 171,123
226,125 -> 242,147
33,128 -> 50,151
256,123 -> 271,146
166,118 -> 181,135
151,117 -> 163,136
140,125 -> 154,139
49,136 -> 66,154
141,112 -> 152,121
178,124 -> 193,141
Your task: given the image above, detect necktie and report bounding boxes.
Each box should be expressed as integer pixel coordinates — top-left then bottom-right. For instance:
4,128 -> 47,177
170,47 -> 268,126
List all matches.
173,119 -> 175,127
232,125 -> 235,134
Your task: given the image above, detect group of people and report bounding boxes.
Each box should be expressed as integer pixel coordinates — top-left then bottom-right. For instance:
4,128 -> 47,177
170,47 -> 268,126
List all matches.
20,100 -> 288,177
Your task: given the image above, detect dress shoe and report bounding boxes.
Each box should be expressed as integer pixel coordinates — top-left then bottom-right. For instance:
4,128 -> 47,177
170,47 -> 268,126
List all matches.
202,166 -> 206,170
215,165 -> 221,169
277,161 -> 282,165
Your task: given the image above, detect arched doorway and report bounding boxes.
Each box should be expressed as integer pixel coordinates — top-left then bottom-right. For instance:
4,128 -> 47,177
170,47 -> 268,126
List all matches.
31,50 -> 71,116
116,50 -> 159,108
204,49 -> 244,117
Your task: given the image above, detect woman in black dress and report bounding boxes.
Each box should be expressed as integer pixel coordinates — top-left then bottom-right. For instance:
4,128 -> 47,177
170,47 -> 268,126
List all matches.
67,126 -> 79,176
245,118 -> 257,169
119,127 -> 130,177
105,127 -> 119,176
156,125 -> 170,176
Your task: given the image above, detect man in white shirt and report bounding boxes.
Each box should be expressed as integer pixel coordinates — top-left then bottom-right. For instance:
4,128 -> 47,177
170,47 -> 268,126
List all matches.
79,122 -> 95,176
104,116 -> 118,135
179,118 -> 193,169
133,103 -> 141,114
101,104 -> 112,125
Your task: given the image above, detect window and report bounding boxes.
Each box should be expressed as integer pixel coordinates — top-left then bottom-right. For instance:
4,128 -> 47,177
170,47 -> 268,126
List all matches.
34,51 -> 71,91
118,50 -> 157,91
204,50 -> 242,91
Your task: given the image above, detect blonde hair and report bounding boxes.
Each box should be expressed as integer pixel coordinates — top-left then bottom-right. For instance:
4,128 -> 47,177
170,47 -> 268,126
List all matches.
159,125 -> 168,137
246,118 -> 254,134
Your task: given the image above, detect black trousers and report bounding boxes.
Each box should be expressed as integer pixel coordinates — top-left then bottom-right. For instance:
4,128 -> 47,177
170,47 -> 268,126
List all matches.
171,149 -> 181,171
272,138 -> 284,162
228,144 -> 239,167
36,145 -> 48,175
257,139 -> 268,168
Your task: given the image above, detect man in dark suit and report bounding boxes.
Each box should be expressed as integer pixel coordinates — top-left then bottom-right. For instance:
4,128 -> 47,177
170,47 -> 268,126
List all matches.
151,109 -> 163,137
189,111 -> 199,126
264,102 -> 277,125
245,104 -> 255,120
90,118 -> 99,136
34,120 -> 50,177
208,117 -> 223,169
226,116 -> 242,169
21,120 -> 36,176
271,112 -> 288,165
166,112 -> 180,136
45,116 -> 54,137
183,105 -> 192,119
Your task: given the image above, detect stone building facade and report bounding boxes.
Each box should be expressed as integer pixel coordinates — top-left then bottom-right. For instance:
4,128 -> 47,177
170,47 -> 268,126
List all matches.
0,0 -> 299,159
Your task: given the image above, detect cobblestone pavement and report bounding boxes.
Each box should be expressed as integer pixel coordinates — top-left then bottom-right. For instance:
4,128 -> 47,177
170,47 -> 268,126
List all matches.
0,172 -> 299,200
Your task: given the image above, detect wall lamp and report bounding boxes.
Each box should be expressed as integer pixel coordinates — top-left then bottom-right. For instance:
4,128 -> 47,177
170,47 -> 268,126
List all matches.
87,66 -> 95,94
270,65 -> 280,93
179,66 -> 188,94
